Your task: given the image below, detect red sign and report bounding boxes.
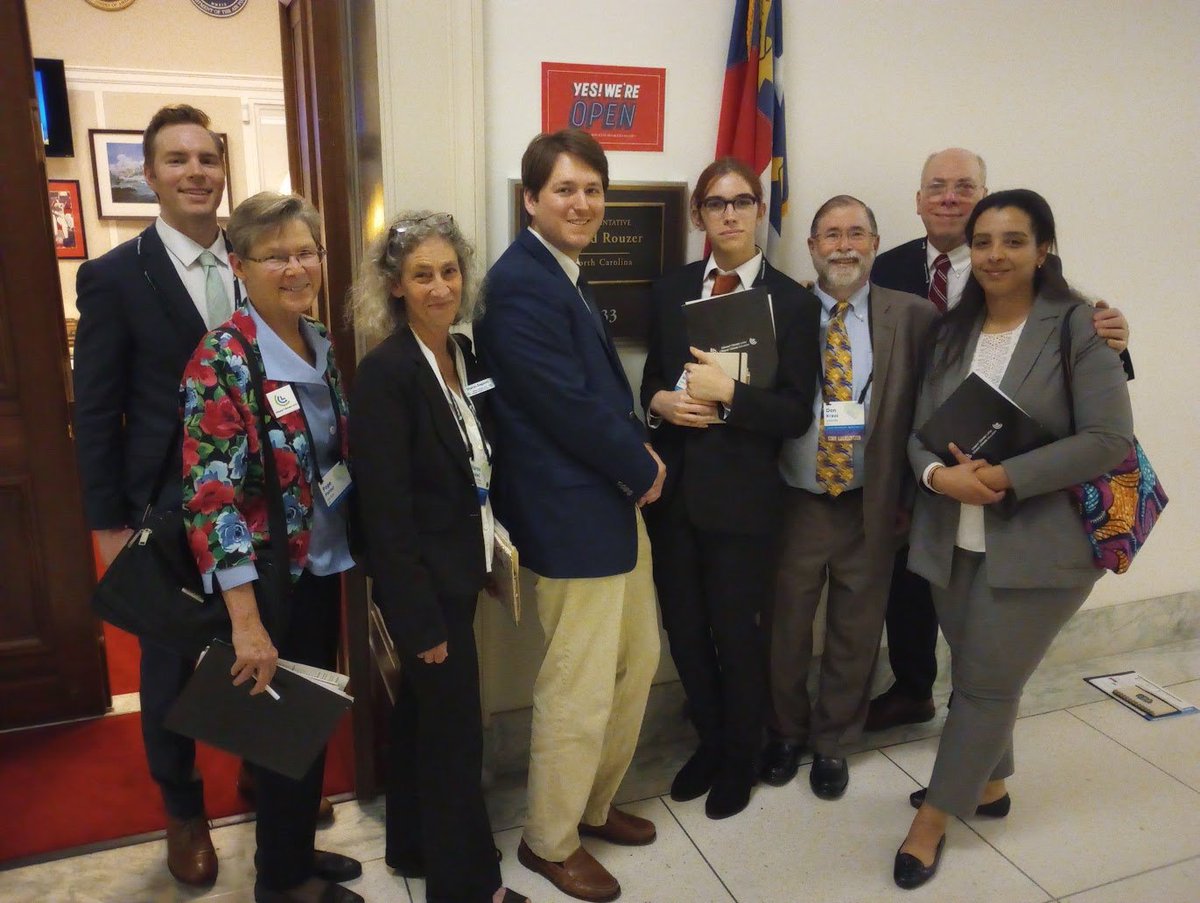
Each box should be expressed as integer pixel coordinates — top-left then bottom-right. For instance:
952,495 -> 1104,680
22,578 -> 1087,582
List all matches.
541,62 -> 666,152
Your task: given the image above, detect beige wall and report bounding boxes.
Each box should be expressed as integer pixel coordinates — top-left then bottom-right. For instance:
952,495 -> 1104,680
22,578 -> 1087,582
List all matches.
29,1 -> 286,319
27,0 -> 283,76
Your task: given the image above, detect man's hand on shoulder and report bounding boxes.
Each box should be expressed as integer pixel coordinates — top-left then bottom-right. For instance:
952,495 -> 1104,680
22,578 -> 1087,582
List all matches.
1092,300 -> 1129,353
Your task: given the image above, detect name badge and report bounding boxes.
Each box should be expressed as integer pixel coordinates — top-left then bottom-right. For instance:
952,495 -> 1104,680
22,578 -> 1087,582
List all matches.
318,461 -> 353,508
267,384 -> 302,419
465,377 -> 495,398
472,457 -> 492,506
673,369 -> 688,390
823,401 -> 866,442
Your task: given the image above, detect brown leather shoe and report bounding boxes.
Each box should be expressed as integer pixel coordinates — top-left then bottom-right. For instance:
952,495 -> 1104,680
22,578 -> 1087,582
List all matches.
517,839 -> 620,902
864,691 -> 936,731
166,815 -> 217,887
579,805 -> 656,846
238,761 -> 335,824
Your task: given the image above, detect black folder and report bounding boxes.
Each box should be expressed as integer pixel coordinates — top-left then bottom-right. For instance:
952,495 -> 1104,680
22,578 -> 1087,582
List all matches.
683,286 -> 778,389
164,641 -> 352,781
916,372 -> 1056,465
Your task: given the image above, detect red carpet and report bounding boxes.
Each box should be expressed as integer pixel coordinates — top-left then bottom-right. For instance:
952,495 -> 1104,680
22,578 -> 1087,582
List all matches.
0,539 -> 354,863
0,711 -> 354,862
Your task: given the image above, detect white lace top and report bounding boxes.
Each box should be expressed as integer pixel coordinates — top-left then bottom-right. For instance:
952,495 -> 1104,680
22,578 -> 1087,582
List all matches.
956,321 -> 1026,551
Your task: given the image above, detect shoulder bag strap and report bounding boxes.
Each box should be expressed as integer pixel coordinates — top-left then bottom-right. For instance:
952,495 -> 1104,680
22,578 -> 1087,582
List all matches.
1059,303 -> 1084,435
214,326 -> 291,593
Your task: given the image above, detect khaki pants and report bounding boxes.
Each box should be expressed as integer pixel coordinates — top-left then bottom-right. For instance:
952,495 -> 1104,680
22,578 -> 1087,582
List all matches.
523,512 -> 661,861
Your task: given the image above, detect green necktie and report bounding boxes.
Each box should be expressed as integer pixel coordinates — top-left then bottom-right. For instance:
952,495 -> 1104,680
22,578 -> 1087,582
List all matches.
198,250 -> 231,327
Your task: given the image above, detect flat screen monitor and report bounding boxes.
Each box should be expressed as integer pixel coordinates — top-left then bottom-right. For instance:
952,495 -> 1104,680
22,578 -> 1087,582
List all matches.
34,58 -> 74,158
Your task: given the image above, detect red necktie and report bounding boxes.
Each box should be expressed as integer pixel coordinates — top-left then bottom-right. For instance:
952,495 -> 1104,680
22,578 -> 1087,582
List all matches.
711,272 -> 741,296
929,253 -> 950,312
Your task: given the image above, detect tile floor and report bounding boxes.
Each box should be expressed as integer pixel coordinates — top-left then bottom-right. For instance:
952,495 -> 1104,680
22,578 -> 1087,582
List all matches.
2,638 -> 1197,903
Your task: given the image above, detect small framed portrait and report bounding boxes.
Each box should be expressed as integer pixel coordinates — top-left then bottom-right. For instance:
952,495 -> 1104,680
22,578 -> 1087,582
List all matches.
88,128 -> 231,219
48,179 -> 87,260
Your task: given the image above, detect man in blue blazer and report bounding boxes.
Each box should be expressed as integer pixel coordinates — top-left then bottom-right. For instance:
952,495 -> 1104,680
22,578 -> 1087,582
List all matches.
475,129 -> 664,903
867,148 -> 1133,732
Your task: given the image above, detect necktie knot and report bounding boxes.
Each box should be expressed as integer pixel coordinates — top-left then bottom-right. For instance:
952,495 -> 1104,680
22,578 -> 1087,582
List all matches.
711,272 -> 741,296
198,250 -> 218,269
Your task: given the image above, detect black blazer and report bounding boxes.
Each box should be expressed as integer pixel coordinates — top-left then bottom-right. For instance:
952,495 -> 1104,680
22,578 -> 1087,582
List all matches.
873,236 -> 1135,380
73,224 -> 209,528
640,259 -> 821,535
349,328 -> 493,658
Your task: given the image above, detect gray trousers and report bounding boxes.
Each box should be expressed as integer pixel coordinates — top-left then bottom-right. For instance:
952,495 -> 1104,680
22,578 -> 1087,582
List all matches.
769,487 -> 892,756
926,548 -> 1093,816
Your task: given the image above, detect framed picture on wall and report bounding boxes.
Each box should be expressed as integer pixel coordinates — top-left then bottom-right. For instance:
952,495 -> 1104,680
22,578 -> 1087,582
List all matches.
88,128 -> 232,219
48,179 -> 87,260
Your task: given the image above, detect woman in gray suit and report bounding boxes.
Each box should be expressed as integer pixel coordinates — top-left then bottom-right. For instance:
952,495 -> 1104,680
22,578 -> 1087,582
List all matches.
893,189 -> 1133,889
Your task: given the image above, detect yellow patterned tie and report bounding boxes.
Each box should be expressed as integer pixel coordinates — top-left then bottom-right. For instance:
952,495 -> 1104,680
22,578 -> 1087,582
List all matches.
816,300 -> 854,496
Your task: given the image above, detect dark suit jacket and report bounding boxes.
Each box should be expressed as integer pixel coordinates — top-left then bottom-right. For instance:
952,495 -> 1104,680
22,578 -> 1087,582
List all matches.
349,329 -> 491,657
873,236 -> 1134,379
474,229 -> 657,579
640,259 -> 821,535
73,224 -> 209,528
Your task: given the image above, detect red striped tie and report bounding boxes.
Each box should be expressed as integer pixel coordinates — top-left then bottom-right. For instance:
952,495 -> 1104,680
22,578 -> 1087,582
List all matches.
929,253 -> 950,312
711,272 -> 740,296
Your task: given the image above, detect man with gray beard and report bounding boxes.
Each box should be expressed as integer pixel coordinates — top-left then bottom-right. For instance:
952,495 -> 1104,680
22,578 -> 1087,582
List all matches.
759,195 -> 936,800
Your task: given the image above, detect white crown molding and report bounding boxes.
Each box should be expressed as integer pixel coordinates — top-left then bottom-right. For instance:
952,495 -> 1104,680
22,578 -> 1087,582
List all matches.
65,65 -> 284,101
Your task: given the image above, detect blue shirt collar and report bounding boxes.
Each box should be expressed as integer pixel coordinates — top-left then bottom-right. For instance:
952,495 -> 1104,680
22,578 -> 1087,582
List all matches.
246,302 -> 330,385
813,279 -> 870,321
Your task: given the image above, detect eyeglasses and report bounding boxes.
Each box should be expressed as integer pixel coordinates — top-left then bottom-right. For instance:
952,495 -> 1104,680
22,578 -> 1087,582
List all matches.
922,180 -> 981,199
384,213 -> 455,260
699,194 -> 759,215
243,247 -> 326,271
814,228 -> 876,245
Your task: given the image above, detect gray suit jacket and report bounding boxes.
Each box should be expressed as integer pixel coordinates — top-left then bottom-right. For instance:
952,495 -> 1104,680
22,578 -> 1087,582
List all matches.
907,297 -> 1133,590
859,284 -> 938,560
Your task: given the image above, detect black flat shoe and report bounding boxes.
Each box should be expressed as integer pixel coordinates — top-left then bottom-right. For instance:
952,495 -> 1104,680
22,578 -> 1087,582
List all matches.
671,746 -> 722,802
759,738 -> 804,787
809,755 -> 849,800
894,834 -> 945,890
909,787 -> 1011,818
313,850 -> 362,883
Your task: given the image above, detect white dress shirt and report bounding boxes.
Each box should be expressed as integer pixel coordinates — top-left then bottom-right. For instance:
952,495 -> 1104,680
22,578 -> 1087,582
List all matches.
155,217 -> 239,328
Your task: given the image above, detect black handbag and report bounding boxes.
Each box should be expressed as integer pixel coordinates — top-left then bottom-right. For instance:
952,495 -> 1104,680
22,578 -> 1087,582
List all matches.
91,326 -> 291,659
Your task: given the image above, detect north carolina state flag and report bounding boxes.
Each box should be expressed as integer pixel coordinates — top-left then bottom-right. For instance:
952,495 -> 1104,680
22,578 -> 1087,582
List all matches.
716,0 -> 789,253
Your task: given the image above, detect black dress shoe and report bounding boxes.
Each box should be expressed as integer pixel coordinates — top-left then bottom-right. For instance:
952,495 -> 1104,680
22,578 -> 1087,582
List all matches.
704,766 -> 754,820
312,850 -> 362,882
809,755 -> 849,800
909,787 -> 1011,818
759,738 -> 804,787
894,834 -> 945,889
865,690 -> 936,731
671,746 -> 722,802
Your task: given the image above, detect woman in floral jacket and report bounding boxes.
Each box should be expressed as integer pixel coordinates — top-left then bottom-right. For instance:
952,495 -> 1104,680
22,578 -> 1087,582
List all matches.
181,192 -> 360,903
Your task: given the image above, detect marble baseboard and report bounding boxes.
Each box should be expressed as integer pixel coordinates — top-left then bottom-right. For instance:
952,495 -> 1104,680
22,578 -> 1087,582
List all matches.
482,590 -> 1200,781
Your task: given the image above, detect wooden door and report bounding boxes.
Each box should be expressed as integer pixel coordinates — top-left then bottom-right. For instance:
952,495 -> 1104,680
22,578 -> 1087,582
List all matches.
0,1 -> 108,729
279,0 -> 387,797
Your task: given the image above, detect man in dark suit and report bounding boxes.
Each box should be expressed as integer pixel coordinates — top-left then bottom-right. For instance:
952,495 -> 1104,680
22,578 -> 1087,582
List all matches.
475,129 -> 664,903
74,103 -> 231,888
73,104 -> 329,887
762,196 -> 936,800
866,148 -> 1133,731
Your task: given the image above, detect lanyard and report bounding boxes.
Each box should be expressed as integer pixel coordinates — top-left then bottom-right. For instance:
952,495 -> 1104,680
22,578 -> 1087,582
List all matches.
439,379 -> 492,468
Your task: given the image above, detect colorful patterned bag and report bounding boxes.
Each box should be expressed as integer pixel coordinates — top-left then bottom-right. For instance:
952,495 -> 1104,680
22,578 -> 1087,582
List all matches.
1060,306 -> 1167,574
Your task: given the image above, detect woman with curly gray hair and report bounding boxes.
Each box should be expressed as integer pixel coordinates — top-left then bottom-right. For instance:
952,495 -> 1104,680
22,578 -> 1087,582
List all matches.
348,212 -> 526,903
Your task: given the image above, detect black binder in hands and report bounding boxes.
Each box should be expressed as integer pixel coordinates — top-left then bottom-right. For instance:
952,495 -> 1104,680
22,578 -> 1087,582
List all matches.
683,286 -> 778,388
916,372 -> 1056,465
164,641 -> 353,781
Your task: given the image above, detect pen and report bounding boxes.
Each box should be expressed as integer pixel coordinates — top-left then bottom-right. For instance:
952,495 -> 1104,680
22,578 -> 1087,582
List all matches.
265,685 -> 281,702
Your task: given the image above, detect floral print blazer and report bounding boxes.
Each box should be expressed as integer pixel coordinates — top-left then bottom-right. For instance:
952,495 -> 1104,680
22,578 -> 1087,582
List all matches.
181,306 -> 349,585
